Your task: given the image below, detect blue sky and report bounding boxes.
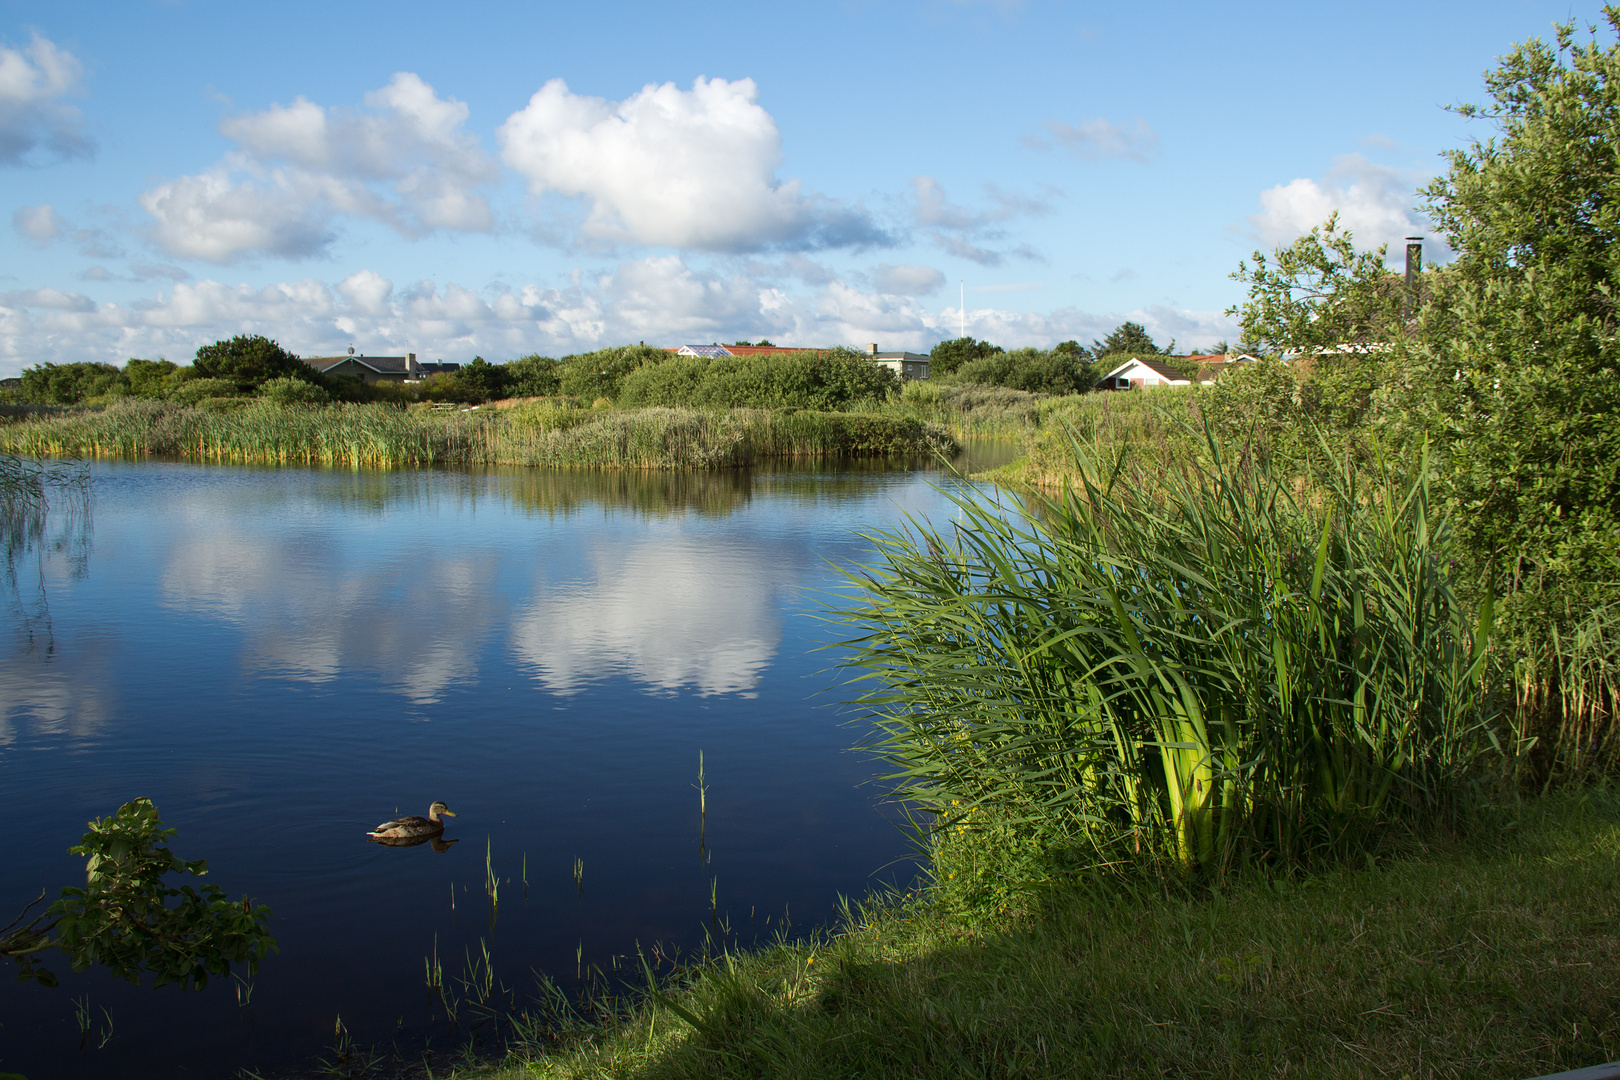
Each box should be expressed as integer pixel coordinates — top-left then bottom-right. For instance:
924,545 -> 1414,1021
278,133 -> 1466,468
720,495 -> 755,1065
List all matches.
0,0 -> 1596,374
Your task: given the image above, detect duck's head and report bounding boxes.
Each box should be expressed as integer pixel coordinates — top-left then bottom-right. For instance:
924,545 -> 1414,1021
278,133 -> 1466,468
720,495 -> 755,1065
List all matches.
429,801 -> 457,819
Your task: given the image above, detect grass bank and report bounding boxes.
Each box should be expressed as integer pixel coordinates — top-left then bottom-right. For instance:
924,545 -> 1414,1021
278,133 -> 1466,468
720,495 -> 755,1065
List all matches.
0,399 -> 955,469
423,789 -> 1620,1080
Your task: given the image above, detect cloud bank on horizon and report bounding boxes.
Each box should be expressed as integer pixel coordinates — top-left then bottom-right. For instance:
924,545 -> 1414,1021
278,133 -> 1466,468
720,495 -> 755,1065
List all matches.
0,4 -> 1491,375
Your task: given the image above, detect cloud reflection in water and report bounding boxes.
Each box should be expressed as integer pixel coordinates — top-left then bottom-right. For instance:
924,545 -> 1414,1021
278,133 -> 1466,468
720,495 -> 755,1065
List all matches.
511,537 -> 784,696
160,525 -> 504,706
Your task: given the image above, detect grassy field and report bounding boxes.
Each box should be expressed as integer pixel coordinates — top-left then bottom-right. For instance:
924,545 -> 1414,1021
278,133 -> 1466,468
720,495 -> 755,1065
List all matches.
387,789 -> 1620,1080
0,399 -> 955,469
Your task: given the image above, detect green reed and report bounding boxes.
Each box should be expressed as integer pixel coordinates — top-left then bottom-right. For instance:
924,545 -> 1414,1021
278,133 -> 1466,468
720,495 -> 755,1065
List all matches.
833,421 -> 1495,912
0,400 -> 953,469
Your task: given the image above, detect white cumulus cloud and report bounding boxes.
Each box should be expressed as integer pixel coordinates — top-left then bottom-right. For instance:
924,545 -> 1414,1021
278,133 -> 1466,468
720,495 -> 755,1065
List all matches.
498,76 -> 884,252
1247,153 -> 1442,256
0,33 -> 93,165
139,73 -> 499,263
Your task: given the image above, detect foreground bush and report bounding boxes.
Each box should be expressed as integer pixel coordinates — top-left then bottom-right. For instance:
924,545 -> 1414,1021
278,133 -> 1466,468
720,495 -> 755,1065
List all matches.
836,426 -> 1494,913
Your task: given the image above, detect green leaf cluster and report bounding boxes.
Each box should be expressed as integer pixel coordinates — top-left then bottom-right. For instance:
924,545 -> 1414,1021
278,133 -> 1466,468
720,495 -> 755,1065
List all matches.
2,798 -> 275,990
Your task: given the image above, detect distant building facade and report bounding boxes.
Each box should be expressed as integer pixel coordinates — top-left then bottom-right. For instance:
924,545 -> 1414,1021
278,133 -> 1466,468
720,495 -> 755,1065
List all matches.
863,344 -> 930,381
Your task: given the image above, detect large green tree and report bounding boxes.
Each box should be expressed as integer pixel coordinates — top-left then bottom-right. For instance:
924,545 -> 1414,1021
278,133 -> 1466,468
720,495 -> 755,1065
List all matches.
1413,10 -> 1620,612
192,335 -> 309,388
1227,214 -> 1408,358
1092,321 -> 1168,357
929,337 -> 1004,376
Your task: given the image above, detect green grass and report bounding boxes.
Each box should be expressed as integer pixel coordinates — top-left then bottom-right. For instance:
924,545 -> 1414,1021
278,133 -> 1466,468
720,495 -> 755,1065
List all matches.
432,788 -> 1620,1080
0,400 -> 955,469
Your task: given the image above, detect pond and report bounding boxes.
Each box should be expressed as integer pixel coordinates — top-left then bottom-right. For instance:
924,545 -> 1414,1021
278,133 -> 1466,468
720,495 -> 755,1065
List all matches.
0,444 -> 1019,1079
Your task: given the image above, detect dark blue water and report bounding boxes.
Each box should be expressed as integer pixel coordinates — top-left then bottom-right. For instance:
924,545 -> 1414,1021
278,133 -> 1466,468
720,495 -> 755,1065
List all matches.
0,450 -> 1013,1079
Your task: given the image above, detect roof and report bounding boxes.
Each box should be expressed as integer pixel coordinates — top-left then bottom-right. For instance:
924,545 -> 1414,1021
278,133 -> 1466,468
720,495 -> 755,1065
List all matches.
871,352 -> 930,362
305,354 -> 415,375
675,345 -> 735,358
1099,356 -> 1189,382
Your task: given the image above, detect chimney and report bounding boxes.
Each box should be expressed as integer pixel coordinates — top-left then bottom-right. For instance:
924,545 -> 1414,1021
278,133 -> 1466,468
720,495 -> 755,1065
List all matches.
867,343 -> 878,355
1404,237 -> 1423,312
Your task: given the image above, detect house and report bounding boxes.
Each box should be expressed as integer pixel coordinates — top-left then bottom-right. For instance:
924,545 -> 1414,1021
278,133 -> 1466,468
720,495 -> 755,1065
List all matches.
303,352 -> 421,385
863,344 -> 930,381
1097,353 -> 1260,390
1097,356 -> 1203,390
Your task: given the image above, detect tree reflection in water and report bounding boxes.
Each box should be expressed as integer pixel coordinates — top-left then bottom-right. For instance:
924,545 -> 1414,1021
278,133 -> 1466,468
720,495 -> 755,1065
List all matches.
1,454 -> 91,652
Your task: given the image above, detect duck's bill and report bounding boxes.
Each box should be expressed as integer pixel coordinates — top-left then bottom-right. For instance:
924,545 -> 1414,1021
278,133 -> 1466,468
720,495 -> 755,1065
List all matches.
441,810 -> 458,817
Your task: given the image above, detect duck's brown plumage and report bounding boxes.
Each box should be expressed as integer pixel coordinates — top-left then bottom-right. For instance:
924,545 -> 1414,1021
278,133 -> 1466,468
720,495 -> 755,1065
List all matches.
367,801 -> 457,841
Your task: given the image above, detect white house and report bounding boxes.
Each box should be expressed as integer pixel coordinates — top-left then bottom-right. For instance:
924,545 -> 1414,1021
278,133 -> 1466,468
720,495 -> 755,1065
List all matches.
1097,357 -> 1199,390
1095,354 -> 1258,390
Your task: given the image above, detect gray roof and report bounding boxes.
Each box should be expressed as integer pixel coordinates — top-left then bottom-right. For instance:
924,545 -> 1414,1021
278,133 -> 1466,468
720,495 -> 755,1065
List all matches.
305,355 -> 414,375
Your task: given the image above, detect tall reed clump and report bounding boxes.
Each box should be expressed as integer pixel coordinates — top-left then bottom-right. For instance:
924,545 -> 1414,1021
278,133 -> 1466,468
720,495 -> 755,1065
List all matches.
1513,599 -> 1620,788
0,399 -> 954,469
833,425 -> 1495,916
1016,388 -> 1203,485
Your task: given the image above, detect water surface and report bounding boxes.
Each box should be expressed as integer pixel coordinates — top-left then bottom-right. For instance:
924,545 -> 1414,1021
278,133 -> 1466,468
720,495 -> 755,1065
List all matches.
0,448 -> 1016,1078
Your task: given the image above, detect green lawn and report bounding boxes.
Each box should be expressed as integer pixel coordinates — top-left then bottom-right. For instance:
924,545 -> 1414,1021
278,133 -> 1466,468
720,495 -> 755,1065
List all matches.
444,790 -> 1620,1080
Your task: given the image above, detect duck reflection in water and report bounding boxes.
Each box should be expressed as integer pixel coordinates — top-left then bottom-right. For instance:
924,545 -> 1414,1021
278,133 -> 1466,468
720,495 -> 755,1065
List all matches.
367,801 -> 458,852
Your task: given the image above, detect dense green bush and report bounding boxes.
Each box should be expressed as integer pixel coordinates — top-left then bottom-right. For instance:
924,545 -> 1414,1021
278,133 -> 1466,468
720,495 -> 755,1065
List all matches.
258,376 -> 331,406
928,337 -> 1004,377
947,346 -> 1094,394
18,362 -> 124,404
615,347 -> 899,410
168,378 -> 243,406
505,354 -> 562,397
124,359 -> 180,398
192,334 -> 312,389
556,345 -> 670,401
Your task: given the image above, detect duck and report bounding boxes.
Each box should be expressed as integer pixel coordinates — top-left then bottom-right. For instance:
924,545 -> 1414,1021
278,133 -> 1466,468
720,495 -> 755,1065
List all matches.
367,801 -> 457,843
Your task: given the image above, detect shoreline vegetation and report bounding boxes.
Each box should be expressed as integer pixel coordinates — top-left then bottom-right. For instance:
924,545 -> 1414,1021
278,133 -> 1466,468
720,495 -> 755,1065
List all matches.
0,398 -> 957,470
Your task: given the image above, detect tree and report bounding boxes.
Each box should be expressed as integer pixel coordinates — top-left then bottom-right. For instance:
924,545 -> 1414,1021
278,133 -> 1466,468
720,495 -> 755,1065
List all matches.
1091,322 -> 1166,357
2,799 -> 275,990
1227,214 -> 1407,358
192,335 -> 309,388
453,356 -> 511,402
929,337 -> 1004,376
1405,11 -> 1620,621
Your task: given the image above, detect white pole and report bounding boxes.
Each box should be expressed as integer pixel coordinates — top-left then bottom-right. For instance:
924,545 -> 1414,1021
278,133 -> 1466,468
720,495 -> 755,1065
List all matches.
960,281 -> 965,339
